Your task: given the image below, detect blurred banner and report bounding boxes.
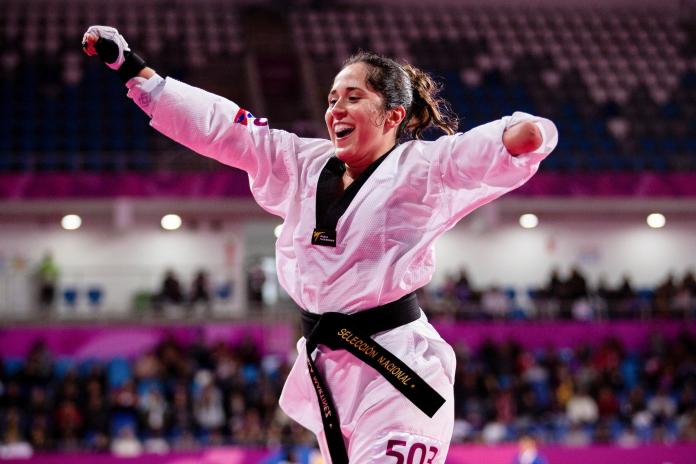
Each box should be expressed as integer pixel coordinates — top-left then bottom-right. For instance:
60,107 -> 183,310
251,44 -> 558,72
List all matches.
2,321 -> 695,359
4,172 -> 696,199
434,320 -> 696,352
0,323 -> 294,359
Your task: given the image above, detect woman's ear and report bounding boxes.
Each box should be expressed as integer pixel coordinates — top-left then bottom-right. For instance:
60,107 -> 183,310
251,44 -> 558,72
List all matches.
384,106 -> 407,130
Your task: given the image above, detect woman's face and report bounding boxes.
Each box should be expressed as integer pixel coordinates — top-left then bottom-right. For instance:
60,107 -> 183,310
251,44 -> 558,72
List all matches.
325,63 -> 401,168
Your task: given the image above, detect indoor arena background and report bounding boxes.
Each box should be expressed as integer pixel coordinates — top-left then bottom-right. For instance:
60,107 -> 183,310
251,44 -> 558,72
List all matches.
1,0 -> 696,462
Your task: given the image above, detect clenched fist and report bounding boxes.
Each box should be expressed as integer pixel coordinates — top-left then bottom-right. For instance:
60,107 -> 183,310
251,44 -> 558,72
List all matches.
82,25 -> 147,82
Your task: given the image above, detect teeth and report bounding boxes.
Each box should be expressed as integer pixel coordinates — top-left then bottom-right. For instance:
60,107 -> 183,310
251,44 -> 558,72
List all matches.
334,124 -> 353,132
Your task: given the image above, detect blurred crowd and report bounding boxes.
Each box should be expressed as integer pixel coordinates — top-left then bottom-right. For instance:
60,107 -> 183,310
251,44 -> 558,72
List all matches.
422,268 -> 696,321
0,336 -> 313,458
451,331 -> 696,445
1,328 -> 695,455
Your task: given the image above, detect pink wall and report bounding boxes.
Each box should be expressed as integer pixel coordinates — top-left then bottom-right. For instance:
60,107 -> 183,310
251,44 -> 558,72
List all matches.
3,172 -> 696,199
448,444 -> 696,464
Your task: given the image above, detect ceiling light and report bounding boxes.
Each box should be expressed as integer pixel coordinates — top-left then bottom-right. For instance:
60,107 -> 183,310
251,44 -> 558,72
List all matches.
161,214 -> 182,231
519,213 -> 539,229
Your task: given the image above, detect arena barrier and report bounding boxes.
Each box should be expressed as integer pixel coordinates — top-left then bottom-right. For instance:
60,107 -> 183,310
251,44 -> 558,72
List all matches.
1,444 -> 695,463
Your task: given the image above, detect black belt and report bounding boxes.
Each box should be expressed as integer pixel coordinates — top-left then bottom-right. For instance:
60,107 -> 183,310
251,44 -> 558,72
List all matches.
299,292 -> 446,464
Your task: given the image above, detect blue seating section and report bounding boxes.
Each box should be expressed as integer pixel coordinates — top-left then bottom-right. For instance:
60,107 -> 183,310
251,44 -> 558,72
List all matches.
0,0 -> 245,172
1,2 -> 695,172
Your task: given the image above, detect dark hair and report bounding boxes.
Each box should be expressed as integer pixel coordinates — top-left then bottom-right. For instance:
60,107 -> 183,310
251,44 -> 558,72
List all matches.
343,51 -> 459,140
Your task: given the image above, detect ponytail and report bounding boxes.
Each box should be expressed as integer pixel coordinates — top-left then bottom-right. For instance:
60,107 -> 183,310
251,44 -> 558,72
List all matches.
401,64 -> 459,139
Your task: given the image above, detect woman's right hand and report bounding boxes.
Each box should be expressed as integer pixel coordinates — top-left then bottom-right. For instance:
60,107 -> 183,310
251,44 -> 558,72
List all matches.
81,25 -> 132,70
82,25 -> 152,81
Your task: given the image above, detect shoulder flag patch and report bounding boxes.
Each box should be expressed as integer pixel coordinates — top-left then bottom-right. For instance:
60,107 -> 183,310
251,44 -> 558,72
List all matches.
234,108 -> 249,126
233,108 -> 269,127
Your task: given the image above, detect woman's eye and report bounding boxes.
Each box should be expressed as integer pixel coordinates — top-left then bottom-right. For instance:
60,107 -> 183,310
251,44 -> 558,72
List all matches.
349,96 -> 359,102
328,99 -> 337,106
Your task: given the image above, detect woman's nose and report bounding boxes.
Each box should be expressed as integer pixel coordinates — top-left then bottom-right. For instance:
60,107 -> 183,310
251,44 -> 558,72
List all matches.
331,100 -> 347,117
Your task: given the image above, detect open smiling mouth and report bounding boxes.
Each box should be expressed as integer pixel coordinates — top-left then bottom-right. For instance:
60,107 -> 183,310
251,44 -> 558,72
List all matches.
335,128 -> 354,139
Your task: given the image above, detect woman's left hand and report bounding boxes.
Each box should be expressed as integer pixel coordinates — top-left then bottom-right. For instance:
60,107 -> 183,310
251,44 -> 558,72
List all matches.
502,121 -> 542,156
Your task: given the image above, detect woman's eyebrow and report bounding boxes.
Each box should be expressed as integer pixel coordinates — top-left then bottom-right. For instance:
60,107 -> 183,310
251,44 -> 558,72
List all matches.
328,86 -> 363,96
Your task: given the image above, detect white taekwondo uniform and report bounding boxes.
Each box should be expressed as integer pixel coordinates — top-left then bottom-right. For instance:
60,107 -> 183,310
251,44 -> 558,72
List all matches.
125,74 -> 558,463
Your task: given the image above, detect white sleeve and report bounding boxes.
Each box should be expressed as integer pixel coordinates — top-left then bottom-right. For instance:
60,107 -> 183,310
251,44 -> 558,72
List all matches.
126,74 -> 166,117
126,75 -> 303,218
435,111 -> 558,224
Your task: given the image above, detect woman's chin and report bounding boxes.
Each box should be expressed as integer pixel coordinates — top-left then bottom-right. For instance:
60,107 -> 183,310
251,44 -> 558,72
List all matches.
334,146 -> 351,161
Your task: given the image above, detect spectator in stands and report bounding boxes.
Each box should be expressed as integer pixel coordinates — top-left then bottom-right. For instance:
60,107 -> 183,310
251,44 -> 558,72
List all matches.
226,390 -> 246,439
678,383 -> 696,419
246,261 -> 266,310
682,270 -> 696,296
236,408 -> 267,445
82,379 -> 109,451
512,436 -> 547,464
648,382 -> 678,425
596,385 -> 620,420
110,424 -> 142,457
189,269 -> 212,315
22,340 -> 53,388
615,423 -> 640,447
621,385 -> 649,425
34,252 -> 59,313
594,275 -> 614,318
83,24 -> 556,464
680,410 -> 696,442
673,271 -> 696,318
27,385 -> 50,418
554,367 -> 575,411
566,385 -> 599,425
562,267 -> 589,318
563,422 -> 592,446
0,406 -> 33,458
481,285 -> 511,320
537,268 -> 563,319
571,298 -> 595,321
27,414 -> 51,451
193,372 -> 225,441
453,270 -> 479,318
138,385 -> 169,438
614,275 -> 639,318
54,399 -> 83,451
654,273 -> 677,318
156,269 -> 185,310
169,382 -> 196,447
1,406 -> 27,446
188,328 -> 214,371
155,335 -> 189,379
111,379 -> 138,424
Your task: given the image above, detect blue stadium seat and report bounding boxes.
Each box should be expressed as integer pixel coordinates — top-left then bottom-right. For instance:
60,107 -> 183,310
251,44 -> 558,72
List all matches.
62,287 -> 78,308
3,358 -> 25,376
111,411 -> 137,436
53,357 -> 76,379
107,357 -> 132,389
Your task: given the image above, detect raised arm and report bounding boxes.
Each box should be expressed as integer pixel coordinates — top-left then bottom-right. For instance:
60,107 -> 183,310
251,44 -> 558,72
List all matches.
80,25 -> 323,219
